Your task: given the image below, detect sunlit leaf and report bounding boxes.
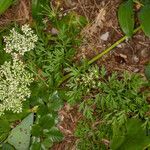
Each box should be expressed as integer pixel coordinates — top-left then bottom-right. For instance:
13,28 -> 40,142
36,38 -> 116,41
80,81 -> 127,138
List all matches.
7,113 -> 34,150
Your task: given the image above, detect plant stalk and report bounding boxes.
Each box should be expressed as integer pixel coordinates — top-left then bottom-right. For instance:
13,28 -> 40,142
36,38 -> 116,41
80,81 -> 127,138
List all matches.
58,26 -> 141,86
88,26 -> 141,65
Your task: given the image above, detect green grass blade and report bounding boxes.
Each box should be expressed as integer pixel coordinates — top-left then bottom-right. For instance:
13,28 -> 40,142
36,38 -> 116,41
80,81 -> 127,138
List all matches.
0,0 -> 13,15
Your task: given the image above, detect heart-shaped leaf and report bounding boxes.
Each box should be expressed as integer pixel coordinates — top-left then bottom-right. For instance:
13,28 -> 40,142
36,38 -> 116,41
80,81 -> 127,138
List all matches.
118,0 -> 134,37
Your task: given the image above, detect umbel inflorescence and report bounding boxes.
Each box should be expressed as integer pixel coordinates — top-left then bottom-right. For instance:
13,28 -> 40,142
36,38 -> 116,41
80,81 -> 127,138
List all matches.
3,24 -> 38,60
0,24 -> 38,116
0,61 -> 34,116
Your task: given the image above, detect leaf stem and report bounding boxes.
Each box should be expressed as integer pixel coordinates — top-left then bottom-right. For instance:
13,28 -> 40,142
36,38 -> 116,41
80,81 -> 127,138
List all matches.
88,26 -> 141,65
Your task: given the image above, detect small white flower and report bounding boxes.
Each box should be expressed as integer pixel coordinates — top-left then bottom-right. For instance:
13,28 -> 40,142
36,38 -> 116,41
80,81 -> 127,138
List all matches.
3,24 -> 38,60
0,60 -> 34,115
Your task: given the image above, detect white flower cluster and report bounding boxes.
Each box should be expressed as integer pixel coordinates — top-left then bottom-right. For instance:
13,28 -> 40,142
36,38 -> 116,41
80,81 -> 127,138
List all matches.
0,61 -> 34,116
79,67 -> 99,90
3,24 -> 38,60
67,66 -> 100,92
0,24 -> 37,116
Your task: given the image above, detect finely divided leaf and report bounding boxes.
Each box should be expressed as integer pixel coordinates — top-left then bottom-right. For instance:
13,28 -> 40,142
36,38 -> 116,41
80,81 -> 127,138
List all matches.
118,0 -> 134,37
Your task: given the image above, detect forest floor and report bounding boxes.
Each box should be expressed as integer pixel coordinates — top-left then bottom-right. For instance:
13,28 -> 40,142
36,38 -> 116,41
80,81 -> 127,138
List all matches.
0,0 -> 150,149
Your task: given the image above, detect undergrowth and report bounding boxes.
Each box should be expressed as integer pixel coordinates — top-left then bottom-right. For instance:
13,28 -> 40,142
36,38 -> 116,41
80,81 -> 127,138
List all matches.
0,1 -> 150,150
66,65 -> 150,149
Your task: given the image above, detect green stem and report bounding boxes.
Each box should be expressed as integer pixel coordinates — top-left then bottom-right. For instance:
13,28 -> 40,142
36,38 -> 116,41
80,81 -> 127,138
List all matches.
88,26 -> 141,65
58,26 -> 141,86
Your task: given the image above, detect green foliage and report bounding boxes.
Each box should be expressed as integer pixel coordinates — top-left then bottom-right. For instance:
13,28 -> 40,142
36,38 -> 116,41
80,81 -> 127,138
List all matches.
75,120 -> 110,150
0,2 -> 87,148
111,118 -> 150,150
67,65 -> 150,149
2,1 -> 149,149
66,65 -> 101,104
0,0 -> 14,15
0,101 -> 30,145
31,0 -> 49,21
75,121 -> 101,150
118,0 -> 150,37
139,5 -> 150,37
25,11 -> 86,87
2,143 -> 15,150
118,0 -> 134,37
24,10 -> 86,148
144,63 -> 150,81
29,83 -> 64,149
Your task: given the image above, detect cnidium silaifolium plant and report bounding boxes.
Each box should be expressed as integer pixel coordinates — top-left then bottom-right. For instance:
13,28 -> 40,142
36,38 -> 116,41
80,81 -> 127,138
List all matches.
69,65 -> 150,149
66,66 -> 149,125
65,65 -> 106,104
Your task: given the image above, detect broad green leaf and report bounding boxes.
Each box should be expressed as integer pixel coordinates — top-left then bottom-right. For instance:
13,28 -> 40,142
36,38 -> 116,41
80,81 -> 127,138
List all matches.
0,0 -> 13,15
111,119 -> 150,150
7,113 -> 34,150
0,120 -> 10,133
31,124 -> 43,137
50,91 -> 63,111
144,64 -> 150,81
39,114 -> 55,129
30,142 -> 41,150
118,0 -> 134,37
139,5 -> 150,37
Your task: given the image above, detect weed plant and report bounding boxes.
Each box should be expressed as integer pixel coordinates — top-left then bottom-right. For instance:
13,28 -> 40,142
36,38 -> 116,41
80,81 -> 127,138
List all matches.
0,5 -> 87,149
0,1 -> 150,150
66,65 -> 150,149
